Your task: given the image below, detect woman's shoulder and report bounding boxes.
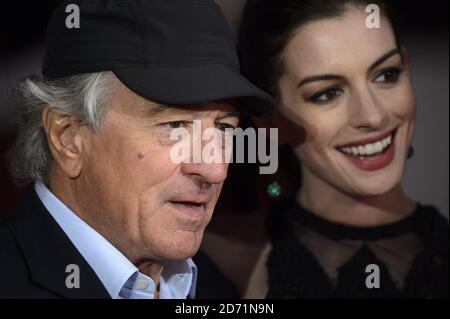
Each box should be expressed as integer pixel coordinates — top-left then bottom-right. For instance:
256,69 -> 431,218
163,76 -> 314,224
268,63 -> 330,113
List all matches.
416,204 -> 449,254
417,204 -> 448,235
418,204 -> 448,222
244,243 -> 272,299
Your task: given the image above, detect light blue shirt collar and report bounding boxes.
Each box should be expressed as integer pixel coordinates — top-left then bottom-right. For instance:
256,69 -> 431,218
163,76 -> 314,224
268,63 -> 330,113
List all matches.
34,181 -> 197,299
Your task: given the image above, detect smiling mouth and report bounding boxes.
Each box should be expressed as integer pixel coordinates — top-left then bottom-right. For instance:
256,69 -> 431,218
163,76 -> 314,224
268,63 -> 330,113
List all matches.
335,128 -> 399,171
336,128 -> 397,158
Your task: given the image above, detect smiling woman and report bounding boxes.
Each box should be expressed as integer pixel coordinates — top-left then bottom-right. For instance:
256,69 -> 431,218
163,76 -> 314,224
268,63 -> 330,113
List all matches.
238,0 -> 448,298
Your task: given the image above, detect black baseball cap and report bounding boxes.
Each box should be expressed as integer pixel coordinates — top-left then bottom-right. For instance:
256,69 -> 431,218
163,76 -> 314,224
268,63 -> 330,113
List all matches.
42,0 -> 275,116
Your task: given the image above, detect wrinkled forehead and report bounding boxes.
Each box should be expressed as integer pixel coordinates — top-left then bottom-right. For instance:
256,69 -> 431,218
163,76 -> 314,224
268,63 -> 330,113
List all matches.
282,7 -> 397,78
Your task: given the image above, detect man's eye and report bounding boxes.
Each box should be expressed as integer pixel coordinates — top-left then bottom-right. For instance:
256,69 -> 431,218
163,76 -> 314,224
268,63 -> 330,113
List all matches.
164,121 -> 184,129
374,68 -> 403,84
215,123 -> 236,132
308,87 -> 343,104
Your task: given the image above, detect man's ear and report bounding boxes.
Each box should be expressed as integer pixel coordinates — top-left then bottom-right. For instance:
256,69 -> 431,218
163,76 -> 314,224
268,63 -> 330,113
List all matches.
42,106 -> 87,178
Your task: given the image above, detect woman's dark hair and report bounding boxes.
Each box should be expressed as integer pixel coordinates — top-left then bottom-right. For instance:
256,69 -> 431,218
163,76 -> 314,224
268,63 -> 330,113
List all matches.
238,0 -> 400,102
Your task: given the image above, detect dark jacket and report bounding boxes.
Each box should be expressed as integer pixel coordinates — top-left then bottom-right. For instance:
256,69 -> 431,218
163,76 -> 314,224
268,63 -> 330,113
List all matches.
0,186 -> 235,299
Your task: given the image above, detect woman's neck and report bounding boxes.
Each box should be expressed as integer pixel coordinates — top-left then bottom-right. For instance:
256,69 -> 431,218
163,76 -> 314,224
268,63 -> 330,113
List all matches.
297,168 -> 416,227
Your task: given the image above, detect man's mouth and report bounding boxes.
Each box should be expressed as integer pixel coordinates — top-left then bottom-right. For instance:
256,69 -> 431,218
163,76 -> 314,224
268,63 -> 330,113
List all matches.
335,128 -> 398,171
168,199 -> 208,221
170,201 -> 205,209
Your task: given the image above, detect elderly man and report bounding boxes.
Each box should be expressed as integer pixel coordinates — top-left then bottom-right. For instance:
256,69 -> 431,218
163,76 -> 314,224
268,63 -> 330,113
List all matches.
0,0 -> 273,299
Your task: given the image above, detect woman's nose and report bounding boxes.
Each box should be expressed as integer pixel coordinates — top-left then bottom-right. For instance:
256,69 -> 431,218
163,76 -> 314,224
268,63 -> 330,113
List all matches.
348,86 -> 389,130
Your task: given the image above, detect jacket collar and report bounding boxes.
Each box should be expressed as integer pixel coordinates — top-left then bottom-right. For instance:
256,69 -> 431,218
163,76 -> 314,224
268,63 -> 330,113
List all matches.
4,186 -> 110,299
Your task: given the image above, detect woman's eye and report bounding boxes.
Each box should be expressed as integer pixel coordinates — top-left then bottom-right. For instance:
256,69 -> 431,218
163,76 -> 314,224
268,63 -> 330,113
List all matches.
308,88 -> 343,104
374,68 -> 403,84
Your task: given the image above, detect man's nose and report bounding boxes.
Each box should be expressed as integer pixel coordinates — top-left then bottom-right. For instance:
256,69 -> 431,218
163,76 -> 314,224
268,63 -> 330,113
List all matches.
180,122 -> 229,185
348,86 -> 389,130
181,161 -> 229,185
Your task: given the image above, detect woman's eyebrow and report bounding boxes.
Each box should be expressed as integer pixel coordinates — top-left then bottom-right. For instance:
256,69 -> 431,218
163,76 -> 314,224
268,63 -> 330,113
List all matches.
297,74 -> 345,88
296,48 -> 401,89
367,48 -> 401,72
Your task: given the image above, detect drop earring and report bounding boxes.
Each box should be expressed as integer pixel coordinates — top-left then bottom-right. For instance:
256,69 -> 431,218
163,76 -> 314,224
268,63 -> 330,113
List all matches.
408,145 -> 415,159
267,181 -> 282,199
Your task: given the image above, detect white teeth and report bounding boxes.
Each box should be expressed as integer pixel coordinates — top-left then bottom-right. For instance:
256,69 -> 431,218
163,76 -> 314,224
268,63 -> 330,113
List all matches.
338,133 -> 394,157
374,141 -> 383,153
358,146 -> 366,155
365,144 -> 375,155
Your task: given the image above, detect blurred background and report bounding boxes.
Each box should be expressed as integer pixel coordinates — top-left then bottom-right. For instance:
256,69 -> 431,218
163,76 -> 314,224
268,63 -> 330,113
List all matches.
0,0 -> 448,295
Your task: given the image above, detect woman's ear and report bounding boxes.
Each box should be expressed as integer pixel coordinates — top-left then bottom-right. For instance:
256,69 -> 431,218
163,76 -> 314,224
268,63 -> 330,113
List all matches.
401,46 -> 411,72
252,110 -> 290,145
42,106 -> 87,178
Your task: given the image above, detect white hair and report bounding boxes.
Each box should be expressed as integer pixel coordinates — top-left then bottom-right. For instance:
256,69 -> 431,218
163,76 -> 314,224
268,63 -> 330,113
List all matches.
7,71 -> 117,183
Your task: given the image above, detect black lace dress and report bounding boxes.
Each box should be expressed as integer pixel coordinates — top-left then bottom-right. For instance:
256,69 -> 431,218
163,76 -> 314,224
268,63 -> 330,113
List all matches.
266,201 -> 449,298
